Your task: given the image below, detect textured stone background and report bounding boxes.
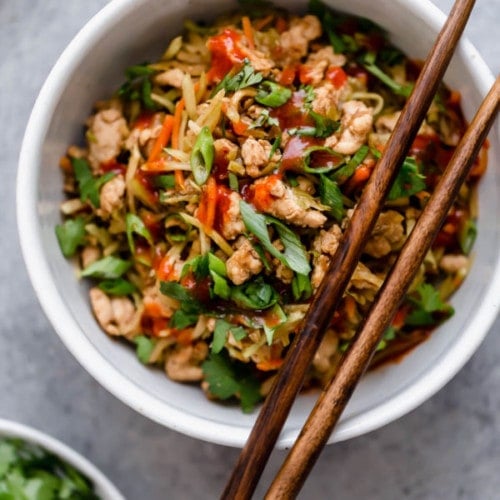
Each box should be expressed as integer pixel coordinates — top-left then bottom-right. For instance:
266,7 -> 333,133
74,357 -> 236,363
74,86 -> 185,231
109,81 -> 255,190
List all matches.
1,1 -> 499,498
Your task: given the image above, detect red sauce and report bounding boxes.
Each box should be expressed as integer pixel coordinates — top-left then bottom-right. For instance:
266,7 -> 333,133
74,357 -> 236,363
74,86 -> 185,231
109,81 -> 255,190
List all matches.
141,211 -> 164,241
433,207 -> 466,250
280,135 -> 318,172
181,273 -> 211,304
325,66 -> 347,88
99,159 -> 126,176
214,184 -> 233,234
206,29 -> 247,82
271,89 -> 313,130
212,143 -> 232,182
132,111 -> 155,130
244,173 -> 282,211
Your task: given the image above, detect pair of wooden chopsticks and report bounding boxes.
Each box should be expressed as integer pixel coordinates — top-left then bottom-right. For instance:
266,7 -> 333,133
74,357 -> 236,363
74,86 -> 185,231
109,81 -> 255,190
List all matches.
222,0 -> 499,497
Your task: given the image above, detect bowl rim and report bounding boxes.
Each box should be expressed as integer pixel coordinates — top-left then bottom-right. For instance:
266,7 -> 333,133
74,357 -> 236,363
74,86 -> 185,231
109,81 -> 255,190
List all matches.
0,418 -> 124,499
16,0 -> 499,448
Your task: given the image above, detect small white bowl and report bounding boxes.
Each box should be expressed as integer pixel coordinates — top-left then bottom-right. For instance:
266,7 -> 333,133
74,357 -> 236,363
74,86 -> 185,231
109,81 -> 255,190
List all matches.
17,0 -> 500,448
0,419 -> 124,499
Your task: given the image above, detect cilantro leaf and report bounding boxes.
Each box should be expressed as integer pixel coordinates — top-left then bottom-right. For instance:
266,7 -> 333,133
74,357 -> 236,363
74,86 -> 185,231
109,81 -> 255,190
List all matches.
98,278 -> 137,296
406,283 -> 453,326
134,335 -> 155,363
388,157 -> 426,200
118,63 -> 156,109
360,51 -> 413,98
160,281 -> 204,328
126,213 -> 154,254
255,81 -> 292,107
202,352 -> 262,412
248,109 -> 279,130
230,278 -> 279,310
212,319 -> 247,353
55,216 -> 86,258
289,111 -> 340,139
214,60 -> 263,94
81,255 -> 131,280
72,157 -> 115,208
240,201 -> 311,275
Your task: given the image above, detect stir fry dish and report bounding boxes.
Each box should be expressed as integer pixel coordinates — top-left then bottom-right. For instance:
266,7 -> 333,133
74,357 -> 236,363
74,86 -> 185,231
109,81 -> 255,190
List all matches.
55,0 -> 487,411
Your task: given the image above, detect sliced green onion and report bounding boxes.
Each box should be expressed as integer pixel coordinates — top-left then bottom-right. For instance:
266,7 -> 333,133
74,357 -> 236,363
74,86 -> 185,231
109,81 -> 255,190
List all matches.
190,126 -> 214,185
255,81 -> 292,107
81,256 -> 131,280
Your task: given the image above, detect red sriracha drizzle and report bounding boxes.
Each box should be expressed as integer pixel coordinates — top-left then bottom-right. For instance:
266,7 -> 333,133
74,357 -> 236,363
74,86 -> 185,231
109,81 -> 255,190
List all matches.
206,29 -> 247,82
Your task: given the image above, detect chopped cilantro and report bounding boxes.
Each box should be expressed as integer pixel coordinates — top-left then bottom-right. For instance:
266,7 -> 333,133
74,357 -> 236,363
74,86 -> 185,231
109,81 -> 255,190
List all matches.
81,256 -> 132,280
72,158 -> 115,208
0,438 -> 99,499
55,216 -> 86,258
240,201 -> 311,275
98,278 -> 137,296
134,335 -> 155,363
202,352 -> 262,412
214,60 -> 263,94
230,278 -> 279,310
248,109 -> 279,130
212,319 -> 247,354
126,213 -> 154,254
406,283 -> 454,326
160,281 -> 205,328
118,63 -> 156,109
388,157 -> 426,200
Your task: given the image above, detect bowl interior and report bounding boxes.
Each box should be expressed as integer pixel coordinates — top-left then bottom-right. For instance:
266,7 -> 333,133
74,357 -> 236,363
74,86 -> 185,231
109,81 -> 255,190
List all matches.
18,0 -> 500,447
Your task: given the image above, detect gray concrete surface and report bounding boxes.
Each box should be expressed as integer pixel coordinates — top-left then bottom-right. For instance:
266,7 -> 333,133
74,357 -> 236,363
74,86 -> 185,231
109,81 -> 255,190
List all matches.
1,1 -> 499,498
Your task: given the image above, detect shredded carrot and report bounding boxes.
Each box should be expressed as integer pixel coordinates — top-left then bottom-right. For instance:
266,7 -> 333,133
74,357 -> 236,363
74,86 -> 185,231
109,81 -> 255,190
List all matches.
346,164 -> 373,193
232,120 -> 249,136
203,176 -> 218,231
253,14 -> 274,31
391,306 -> 408,329
242,16 -> 255,49
256,359 -> 284,371
171,99 -> 186,188
142,158 -> 167,172
148,115 -> 174,163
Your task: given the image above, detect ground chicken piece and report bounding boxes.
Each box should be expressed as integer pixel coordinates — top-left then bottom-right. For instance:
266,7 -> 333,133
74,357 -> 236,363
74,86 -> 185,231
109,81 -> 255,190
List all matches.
98,175 -> 126,217
311,225 -> 343,289
272,240 -> 294,284
439,254 -> 469,274
214,138 -> 239,166
154,68 -> 185,88
312,329 -> 339,374
165,342 -> 208,382
87,108 -> 129,170
300,60 -> 329,86
89,287 -> 139,336
80,246 -> 101,269
311,254 -> 330,290
244,48 -> 274,74
226,237 -> 263,285
296,176 -> 315,195
241,138 -> 280,178
254,177 -> 327,228
307,46 -> 347,67
311,83 -> 348,116
313,224 -> 343,256
349,262 -> 384,303
375,111 -> 437,137
279,15 -> 322,62
220,191 -> 246,240
364,210 -> 405,258
325,100 -> 373,155
125,113 -> 163,154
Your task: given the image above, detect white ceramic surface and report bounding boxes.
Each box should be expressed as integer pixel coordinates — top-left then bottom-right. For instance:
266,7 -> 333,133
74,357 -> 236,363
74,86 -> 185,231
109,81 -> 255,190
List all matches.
0,419 -> 124,499
17,0 -> 499,448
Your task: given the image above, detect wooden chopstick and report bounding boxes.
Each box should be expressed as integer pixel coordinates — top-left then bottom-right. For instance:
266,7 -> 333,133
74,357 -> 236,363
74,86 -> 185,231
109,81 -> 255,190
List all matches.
222,1 -> 476,498
266,75 -> 500,499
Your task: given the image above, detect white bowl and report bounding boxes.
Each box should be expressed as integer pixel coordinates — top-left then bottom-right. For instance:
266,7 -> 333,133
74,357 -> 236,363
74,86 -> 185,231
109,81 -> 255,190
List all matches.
0,419 -> 124,499
17,0 -> 499,448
